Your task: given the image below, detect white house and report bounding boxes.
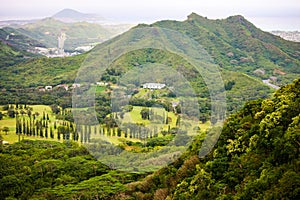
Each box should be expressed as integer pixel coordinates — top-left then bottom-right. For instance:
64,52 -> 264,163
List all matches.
96,82 -> 108,86
142,83 -> 166,90
45,86 -> 52,91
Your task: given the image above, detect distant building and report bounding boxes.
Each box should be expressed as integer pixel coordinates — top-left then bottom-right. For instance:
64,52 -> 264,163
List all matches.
0,140 -> 9,145
45,86 -> 52,91
55,84 -> 69,91
142,83 -> 166,90
58,32 -> 66,55
96,82 -> 108,86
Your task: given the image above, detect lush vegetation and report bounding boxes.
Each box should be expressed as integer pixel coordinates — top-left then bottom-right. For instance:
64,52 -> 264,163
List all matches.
0,27 -> 46,52
0,79 -> 298,199
0,140 -> 145,199
151,13 -> 300,85
2,13 -> 299,116
0,41 -> 37,68
123,78 -> 300,199
0,53 -> 86,89
0,13 -> 299,199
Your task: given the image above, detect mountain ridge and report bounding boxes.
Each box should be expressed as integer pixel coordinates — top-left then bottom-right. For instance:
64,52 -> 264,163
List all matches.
0,13 -> 298,110
52,8 -> 105,22
147,13 -> 299,85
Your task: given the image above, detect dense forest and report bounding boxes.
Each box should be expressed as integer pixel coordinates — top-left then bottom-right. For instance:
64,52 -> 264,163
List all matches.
0,140 -> 145,199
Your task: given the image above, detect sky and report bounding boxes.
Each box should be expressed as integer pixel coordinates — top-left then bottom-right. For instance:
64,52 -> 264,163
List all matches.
0,0 -> 299,30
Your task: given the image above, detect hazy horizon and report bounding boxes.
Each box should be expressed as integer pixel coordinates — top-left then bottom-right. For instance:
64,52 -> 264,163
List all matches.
0,0 -> 299,31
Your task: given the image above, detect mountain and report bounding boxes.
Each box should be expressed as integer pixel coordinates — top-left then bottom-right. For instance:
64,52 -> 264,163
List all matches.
0,9 -> 133,52
2,13 -> 299,112
123,78 -> 300,199
0,40 -> 38,68
7,17 -> 131,51
0,27 -> 46,52
52,8 -> 105,23
148,13 -> 300,85
0,13 -> 299,199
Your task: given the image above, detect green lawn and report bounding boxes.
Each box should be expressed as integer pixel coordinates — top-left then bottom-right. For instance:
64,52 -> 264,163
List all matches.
0,104 -> 211,145
0,105 -> 59,143
95,85 -> 107,93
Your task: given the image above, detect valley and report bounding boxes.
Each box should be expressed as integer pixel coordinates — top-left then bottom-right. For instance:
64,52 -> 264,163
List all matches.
0,9 -> 299,200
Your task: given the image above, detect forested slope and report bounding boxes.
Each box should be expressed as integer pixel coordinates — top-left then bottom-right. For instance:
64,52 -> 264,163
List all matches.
124,78 -> 300,199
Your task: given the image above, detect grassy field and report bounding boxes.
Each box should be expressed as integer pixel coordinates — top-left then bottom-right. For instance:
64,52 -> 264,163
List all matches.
0,105 -> 58,143
95,85 -> 107,93
1,104 -> 211,145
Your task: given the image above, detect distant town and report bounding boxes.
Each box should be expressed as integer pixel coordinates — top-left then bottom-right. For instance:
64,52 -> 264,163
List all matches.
271,31 -> 300,42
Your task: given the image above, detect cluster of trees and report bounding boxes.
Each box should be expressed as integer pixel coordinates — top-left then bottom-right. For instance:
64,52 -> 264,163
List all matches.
0,87 -> 72,108
1,104 -> 79,143
5,103 -> 181,147
129,98 -> 173,112
15,113 -> 53,140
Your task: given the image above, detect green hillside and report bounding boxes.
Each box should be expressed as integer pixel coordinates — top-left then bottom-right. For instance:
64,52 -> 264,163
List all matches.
0,14 -> 298,111
0,27 -> 46,52
0,41 -> 37,68
0,53 -> 86,89
124,78 -> 300,199
150,13 -> 300,85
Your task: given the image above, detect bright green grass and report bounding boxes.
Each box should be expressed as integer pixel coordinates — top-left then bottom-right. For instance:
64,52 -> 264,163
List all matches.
0,105 -> 60,143
95,85 -> 106,93
133,89 -> 149,98
0,104 -> 211,144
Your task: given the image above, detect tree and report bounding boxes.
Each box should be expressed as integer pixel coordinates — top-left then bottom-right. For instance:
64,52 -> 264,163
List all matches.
176,115 -> 181,127
27,110 -> 32,118
45,127 -> 48,138
140,108 -> 150,120
7,109 -> 15,118
20,109 -> 26,116
2,104 -> 9,111
0,112 -> 3,120
117,128 -> 122,137
50,127 -> 54,139
2,127 -> 9,135
225,80 -> 235,90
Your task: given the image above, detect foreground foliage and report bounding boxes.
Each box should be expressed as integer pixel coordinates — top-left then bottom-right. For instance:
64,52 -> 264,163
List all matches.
0,140 -> 144,199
